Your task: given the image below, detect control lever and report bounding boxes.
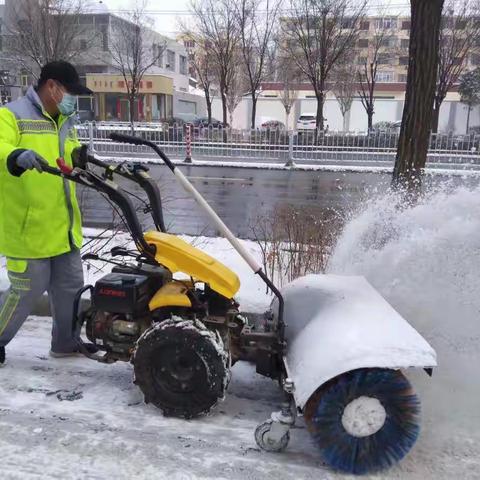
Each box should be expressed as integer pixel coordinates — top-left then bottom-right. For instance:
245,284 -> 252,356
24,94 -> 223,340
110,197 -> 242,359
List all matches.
82,253 -> 99,261
110,246 -> 132,257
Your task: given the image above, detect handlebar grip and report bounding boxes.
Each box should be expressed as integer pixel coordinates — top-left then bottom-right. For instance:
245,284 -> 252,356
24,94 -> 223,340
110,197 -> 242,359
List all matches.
57,158 -> 73,174
109,132 -> 147,146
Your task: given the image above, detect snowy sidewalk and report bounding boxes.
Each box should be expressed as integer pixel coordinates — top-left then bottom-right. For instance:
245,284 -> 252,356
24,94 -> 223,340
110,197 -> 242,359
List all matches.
1,229 -> 480,479
0,315 -> 478,479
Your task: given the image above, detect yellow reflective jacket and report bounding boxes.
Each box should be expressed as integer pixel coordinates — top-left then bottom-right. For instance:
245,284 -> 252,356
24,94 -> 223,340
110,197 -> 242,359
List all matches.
0,87 -> 82,259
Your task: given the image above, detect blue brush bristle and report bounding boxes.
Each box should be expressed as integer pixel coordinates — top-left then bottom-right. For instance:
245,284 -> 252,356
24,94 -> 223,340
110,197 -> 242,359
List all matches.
304,368 -> 420,475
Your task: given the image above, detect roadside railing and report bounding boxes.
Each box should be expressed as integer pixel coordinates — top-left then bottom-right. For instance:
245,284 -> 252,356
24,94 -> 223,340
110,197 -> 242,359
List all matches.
75,121 -> 480,167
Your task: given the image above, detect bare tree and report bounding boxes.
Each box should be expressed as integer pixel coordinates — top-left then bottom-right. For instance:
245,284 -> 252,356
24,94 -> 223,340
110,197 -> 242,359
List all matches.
357,15 -> 398,132
431,0 -> 480,132
332,57 -> 357,132
226,61 -> 246,127
182,35 -> 216,123
393,0 -> 445,192
109,4 -> 165,129
235,0 -> 281,129
283,0 -> 366,130
190,0 -> 239,127
459,67 -> 480,132
5,0 -> 94,76
277,56 -> 299,129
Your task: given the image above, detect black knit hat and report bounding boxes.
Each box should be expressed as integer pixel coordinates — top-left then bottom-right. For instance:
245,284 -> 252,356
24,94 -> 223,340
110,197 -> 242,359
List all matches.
39,61 -> 93,95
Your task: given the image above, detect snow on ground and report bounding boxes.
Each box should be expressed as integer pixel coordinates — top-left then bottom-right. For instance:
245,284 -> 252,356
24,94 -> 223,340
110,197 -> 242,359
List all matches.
1,187 -> 480,478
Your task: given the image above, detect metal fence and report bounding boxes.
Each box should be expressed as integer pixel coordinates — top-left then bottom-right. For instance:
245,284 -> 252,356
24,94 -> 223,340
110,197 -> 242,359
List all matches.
76,121 -> 480,167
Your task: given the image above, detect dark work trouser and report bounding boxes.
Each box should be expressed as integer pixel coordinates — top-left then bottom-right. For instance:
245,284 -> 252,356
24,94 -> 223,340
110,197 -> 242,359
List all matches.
0,249 -> 84,353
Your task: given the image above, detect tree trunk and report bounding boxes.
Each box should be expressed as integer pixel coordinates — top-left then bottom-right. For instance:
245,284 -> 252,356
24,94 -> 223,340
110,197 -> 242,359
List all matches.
285,109 -> 290,130
251,94 -> 257,130
205,90 -> 212,124
222,93 -> 228,127
220,81 -> 228,127
431,101 -> 441,133
367,109 -> 374,132
393,0 -> 444,192
342,113 -> 348,132
316,91 -> 325,131
129,91 -> 136,133
220,82 -> 228,142
466,105 -> 472,133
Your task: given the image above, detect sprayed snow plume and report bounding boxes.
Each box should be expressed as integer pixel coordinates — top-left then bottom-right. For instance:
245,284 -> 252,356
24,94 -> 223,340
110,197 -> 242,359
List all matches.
328,185 -> 480,475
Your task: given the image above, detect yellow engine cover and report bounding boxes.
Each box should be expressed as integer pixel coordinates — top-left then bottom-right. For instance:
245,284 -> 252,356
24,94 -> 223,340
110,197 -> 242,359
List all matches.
144,231 -> 240,299
149,282 -> 192,311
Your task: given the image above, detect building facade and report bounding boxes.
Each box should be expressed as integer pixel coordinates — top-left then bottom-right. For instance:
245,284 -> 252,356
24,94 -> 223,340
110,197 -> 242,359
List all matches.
72,6 -> 203,121
0,1 -> 25,104
0,1 -> 204,120
213,15 -> 480,132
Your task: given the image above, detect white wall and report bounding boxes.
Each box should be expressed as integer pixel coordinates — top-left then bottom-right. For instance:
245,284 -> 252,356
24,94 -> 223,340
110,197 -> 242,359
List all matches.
210,94 -> 480,133
256,98 -> 288,127
211,98 -> 248,128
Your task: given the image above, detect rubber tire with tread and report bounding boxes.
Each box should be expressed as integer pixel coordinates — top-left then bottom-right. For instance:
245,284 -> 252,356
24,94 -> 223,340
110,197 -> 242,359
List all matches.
133,318 -> 228,419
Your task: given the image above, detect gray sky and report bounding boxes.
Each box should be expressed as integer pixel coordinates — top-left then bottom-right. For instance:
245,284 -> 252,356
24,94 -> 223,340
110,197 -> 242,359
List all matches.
101,0 -> 192,36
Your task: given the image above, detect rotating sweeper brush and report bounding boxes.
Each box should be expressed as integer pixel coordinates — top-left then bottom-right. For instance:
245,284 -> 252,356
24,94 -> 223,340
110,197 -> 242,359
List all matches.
38,135 -> 437,475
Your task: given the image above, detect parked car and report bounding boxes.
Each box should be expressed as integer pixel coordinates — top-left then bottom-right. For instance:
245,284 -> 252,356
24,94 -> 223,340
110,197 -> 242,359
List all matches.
161,117 -> 187,127
260,120 -> 285,130
296,113 -> 317,131
371,120 -> 402,133
192,117 -> 224,128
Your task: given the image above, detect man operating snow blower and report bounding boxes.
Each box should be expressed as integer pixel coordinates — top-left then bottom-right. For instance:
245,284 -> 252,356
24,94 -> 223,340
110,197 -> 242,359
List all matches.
0,61 -> 98,364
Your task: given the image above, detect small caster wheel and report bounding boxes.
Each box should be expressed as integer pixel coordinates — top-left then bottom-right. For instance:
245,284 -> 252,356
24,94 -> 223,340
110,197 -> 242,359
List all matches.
254,419 -> 290,452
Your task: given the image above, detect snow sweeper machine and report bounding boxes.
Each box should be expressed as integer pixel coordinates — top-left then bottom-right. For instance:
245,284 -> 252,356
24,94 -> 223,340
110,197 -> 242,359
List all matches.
39,133 -> 437,475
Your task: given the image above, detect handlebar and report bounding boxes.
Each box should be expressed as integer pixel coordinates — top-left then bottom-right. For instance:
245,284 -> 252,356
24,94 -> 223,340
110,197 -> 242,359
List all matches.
39,157 -> 156,259
38,158 -> 74,176
84,150 -> 166,232
108,133 -> 176,172
109,132 -> 147,147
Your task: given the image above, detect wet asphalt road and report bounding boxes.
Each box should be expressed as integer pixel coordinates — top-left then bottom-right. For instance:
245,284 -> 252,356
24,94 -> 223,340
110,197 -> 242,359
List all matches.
79,162 -> 480,238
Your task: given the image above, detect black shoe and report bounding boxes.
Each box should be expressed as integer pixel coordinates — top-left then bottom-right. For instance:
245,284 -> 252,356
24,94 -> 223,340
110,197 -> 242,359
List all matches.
0,346 -> 5,364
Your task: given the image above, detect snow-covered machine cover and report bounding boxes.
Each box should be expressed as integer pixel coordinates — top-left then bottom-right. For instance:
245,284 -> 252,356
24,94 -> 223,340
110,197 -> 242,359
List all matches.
275,274 -> 437,409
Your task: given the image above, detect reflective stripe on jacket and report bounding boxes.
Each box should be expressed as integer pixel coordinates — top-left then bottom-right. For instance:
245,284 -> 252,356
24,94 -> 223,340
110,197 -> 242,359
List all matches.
0,86 -> 82,259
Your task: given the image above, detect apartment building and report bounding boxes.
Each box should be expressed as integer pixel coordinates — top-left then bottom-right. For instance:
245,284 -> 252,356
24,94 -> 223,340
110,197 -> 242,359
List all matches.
214,15 -> 480,132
